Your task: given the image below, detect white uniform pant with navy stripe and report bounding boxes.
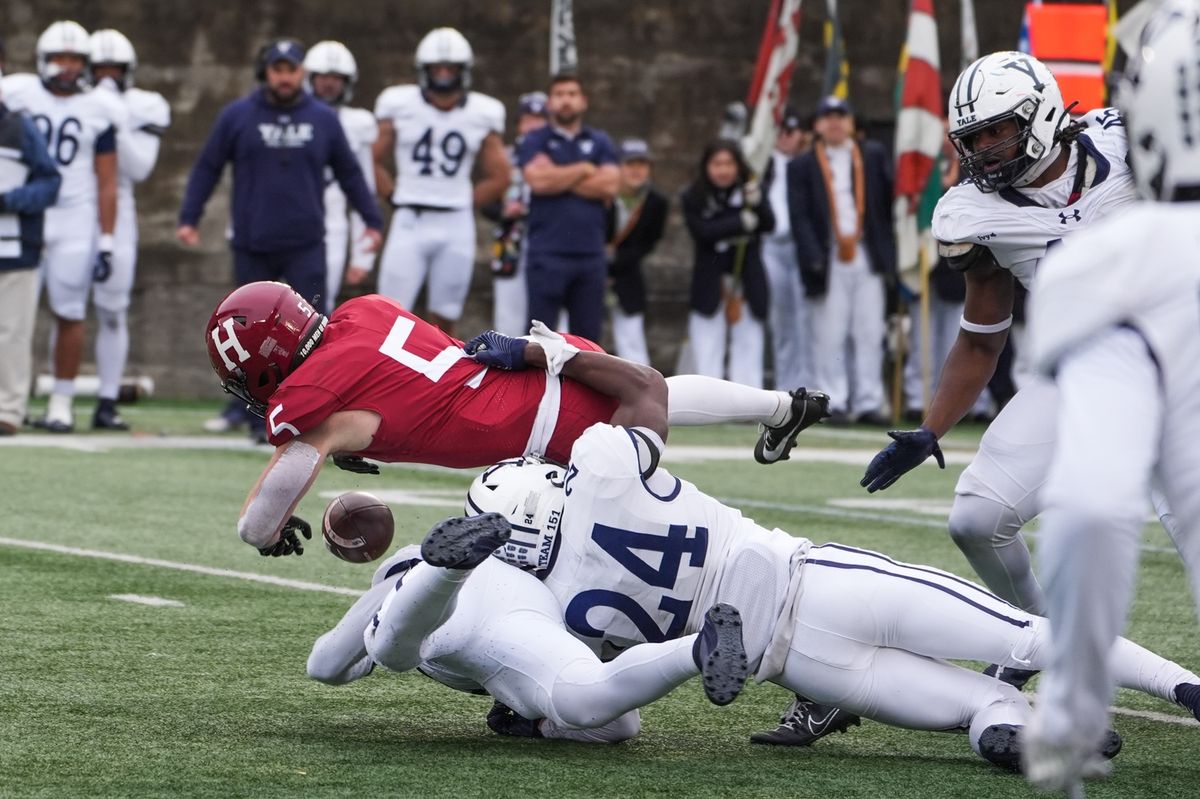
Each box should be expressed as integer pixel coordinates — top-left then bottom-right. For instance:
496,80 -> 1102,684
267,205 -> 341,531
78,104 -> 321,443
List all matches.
773,543 -> 1194,741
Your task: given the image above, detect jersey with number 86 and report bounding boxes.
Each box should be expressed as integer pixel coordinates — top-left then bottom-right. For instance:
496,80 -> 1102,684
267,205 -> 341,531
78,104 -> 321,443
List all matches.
374,84 -> 504,209
265,295 -> 615,466
1,73 -> 126,209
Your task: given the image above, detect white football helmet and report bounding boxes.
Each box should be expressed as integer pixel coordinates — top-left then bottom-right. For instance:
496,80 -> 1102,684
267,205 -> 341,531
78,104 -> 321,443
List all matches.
465,457 -> 565,571
37,20 -> 91,94
1120,0 -> 1200,201
304,40 -> 358,104
89,29 -> 137,90
948,51 -> 1068,192
415,27 -> 473,94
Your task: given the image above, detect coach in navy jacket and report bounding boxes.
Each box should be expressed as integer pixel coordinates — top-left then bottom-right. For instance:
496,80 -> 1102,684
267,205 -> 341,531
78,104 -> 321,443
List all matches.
0,95 -> 61,435
177,40 -> 382,308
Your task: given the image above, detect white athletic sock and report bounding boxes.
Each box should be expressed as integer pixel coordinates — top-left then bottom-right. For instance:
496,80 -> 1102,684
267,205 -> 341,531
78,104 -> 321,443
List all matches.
47,392 -> 73,422
95,308 -> 129,401
53,379 -> 75,398
666,375 -> 789,425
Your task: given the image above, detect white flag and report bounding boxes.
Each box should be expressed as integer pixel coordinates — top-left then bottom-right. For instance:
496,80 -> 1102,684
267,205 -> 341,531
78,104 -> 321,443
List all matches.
551,0 -> 578,75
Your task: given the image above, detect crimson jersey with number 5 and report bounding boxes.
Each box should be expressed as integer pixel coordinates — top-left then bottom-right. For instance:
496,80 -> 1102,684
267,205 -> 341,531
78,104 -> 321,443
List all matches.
265,295 -> 617,467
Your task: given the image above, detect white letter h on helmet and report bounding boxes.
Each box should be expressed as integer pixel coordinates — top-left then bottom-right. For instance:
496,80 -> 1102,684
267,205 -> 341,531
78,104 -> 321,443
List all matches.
211,318 -> 252,371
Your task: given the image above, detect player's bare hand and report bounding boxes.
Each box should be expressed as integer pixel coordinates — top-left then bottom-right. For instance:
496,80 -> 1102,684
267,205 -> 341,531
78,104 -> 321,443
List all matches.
176,225 -> 201,247
345,266 -> 370,286
360,228 -> 383,254
464,330 -> 529,371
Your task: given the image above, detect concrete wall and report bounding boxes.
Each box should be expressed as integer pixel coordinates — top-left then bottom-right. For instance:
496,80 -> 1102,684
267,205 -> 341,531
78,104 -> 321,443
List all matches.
1,0 -> 1112,397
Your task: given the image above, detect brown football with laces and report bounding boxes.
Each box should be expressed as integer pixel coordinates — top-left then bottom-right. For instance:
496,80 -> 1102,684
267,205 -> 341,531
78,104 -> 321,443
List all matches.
322,491 -> 394,563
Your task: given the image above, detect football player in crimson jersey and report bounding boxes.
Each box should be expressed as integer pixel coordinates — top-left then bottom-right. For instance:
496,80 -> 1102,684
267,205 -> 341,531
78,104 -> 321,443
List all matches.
205,281 -> 830,557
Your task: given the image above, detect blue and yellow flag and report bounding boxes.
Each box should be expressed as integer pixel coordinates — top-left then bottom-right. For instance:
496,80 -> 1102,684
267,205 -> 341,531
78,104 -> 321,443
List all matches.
823,0 -> 850,99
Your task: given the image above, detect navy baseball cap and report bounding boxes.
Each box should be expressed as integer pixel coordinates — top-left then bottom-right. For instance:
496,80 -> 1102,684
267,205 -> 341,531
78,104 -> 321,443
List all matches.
518,91 -> 548,117
619,138 -> 652,162
815,95 -> 853,118
781,105 -> 803,131
264,40 -> 305,67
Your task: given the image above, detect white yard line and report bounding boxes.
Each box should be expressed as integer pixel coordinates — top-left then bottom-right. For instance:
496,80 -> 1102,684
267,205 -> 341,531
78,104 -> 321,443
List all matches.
109,593 -> 186,608
0,536 -> 360,596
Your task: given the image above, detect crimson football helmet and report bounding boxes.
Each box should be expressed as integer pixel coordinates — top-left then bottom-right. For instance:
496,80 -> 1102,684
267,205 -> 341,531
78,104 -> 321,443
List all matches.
205,282 -> 327,418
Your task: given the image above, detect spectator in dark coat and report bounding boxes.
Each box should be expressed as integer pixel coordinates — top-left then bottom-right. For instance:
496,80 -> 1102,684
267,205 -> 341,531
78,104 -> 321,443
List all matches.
0,85 -> 62,436
787,96 -> 895,424
605,138 -> 667,365
681,140 -> 774,387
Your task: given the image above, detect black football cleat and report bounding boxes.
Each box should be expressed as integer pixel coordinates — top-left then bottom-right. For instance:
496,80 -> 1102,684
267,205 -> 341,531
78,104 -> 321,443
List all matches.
420,513 -> 512,570
1174,682 -> 1200,721
754,388 -> 831,464
979,723 -> 1121,772
749,694 -> 861,745
32,415 -> 74,433
692,603 -> 750,706
92,399 -> 130,431
982,663 -> 1040,690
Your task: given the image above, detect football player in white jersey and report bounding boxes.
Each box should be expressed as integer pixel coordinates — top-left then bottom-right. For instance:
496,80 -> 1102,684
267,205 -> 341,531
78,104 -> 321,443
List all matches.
2,21 -> 124,432
303,41 -> 377,314
1023,3 -> 1200,790
307,514 -> 751,742
859,54 -> 1141,618
371,27 -> 510,336
86,29 -> 169,431
467,416 -> 1200,771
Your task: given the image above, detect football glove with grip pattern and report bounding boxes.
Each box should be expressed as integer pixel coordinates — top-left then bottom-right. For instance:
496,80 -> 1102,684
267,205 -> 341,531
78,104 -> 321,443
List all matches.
258,515 -> 312,557
463,330 -> 528,371
860,428 -> 945,492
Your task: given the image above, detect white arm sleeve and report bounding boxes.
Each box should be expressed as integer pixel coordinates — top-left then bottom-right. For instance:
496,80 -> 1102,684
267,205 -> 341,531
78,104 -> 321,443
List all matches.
119,127 -> 163,184
307,581 -> 393,685
236,441 -> 322,548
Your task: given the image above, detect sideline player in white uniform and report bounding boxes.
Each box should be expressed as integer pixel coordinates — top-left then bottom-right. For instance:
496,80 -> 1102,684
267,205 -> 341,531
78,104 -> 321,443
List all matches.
86,29 -> 169,431
467,419 -> 1200,771
2,21 -> 124,432
306,513 -> 750,742
372,27 -> 510,336
303,41 -> 377,314
860,53 -> 1141,615
1023,4 -> 1200,789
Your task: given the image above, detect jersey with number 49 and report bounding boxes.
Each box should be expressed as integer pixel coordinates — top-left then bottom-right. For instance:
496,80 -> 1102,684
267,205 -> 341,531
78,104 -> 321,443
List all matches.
542,423 -> 807,668
265,295 -> 616,466
0,73 -> 125,209
374,85 -> 504,209
933,107 -> 1135,290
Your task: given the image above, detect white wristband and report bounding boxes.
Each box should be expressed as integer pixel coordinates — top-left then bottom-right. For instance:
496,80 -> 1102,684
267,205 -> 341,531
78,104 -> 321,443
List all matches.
98,233 -> 115,253
960,315 -> 1013,334
525,320 -> 580,377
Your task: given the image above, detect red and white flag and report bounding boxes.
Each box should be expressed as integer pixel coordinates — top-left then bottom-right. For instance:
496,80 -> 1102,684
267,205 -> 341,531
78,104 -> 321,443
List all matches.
741,0 -> 803,176
895,0 -> 942,206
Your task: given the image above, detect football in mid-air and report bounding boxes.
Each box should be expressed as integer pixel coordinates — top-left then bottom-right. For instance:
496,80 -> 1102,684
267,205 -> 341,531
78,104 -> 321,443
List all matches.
322,491 -> 394,563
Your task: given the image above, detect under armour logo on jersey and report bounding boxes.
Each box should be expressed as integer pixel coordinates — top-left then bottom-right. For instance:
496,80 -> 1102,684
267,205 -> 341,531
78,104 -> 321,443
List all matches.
1059,210 -> 1082,224
257,122 -> 314,148
211,319 -> 252,371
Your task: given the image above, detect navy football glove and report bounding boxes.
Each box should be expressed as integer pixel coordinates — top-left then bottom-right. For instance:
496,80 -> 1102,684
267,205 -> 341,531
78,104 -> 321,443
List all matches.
332,454 -> 380,475
860,428 -> 945,493
464,330 -> 528,371
486,700 -> 544,738
92,249 -> 113,283
258,515 -> 312,557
